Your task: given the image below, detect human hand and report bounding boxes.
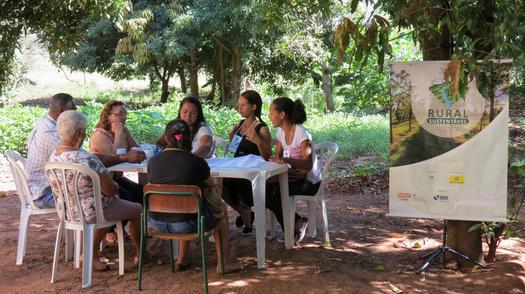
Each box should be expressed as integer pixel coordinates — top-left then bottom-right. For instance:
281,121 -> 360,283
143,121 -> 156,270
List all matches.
111,121 -> 125,134
269,155 -> 286,164
126,149 -> 146,163
245,128 -> 261,145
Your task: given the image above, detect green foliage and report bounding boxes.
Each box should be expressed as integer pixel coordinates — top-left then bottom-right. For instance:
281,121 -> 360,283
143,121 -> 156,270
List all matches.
469,159 -> 525,259
0,105 -> 46,156
305,112 -> 389,159
0,0 -> 130,95
0,96 -> 389,161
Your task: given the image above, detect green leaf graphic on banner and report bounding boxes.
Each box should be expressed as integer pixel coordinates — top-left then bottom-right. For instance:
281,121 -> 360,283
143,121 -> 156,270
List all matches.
428,72 -> 469,108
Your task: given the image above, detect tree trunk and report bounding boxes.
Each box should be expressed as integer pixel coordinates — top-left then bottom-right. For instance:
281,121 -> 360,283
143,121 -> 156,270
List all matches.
189,49 -> 199,98
177,63 -> 187,94
217,45 -> 226,105
408,108 -> 412,131
160,77 -> 170,103
229,47 -> 242,107
320,61 -> 335,112
207,79 -> 216,102
419,20 -> 483,268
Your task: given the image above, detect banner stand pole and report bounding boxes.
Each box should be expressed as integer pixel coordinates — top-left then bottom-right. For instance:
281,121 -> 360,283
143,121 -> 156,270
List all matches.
415,219 -> 487,274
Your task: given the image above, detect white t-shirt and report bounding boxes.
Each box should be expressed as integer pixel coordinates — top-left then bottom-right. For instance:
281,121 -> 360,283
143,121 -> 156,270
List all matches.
192,123 -> 215,159
277,124 -> 321,184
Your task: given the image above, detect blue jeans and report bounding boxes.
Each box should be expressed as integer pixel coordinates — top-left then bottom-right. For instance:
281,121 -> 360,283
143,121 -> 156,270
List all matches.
148,203 -> 217,234
34,188 -> 55,209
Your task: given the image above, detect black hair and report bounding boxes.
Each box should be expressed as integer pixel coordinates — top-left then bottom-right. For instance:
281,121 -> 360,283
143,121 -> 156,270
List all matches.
49,93 -> 74,112
271,97 -> 307,124
163,119 -> 192,151
240,90 -> 263,121
177,96 -> 206,137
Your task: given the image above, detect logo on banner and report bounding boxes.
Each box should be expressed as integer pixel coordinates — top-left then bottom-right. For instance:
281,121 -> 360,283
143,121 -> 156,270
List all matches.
432,194 -> 449,201
397,192 -> 412,201
411,61 -> 486,138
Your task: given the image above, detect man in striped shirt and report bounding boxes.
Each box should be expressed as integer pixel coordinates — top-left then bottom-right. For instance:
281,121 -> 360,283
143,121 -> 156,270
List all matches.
26,93 -> 76,208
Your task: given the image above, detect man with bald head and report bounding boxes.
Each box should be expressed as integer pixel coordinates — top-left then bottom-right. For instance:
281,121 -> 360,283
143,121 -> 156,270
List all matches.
26,93 -> 76,208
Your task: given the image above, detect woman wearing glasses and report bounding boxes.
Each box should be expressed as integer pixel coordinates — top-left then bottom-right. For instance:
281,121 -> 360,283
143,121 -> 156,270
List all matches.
89,100 -> 145,243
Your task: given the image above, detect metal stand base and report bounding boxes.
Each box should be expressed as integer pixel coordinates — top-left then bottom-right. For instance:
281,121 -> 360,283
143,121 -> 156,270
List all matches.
415,219 -> 487,274
416,246 -> 487,274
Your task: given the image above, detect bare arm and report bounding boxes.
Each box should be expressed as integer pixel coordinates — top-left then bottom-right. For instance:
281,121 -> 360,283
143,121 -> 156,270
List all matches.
228,121 -> 242,141
193,135 -> 213,158
245,125 -> 272,160
90,131 -> 115,154
124,127 -> 139,148
99,171 -> 119,197
94,149 -> 145,167
269,139 -> 313,171
283,140 -> 313,171
203,175 -> 214,188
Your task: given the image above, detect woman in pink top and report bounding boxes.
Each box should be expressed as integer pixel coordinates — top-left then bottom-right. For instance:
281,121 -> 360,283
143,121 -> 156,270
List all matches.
267,97 -> 321,244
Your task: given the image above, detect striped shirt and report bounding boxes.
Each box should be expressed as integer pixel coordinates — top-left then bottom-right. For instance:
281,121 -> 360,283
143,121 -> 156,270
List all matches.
25,115 -> 61,200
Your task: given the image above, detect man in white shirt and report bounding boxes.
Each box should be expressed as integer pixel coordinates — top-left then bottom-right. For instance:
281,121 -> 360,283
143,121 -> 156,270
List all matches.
26,93 -> 146,208
26,93 -> 77,208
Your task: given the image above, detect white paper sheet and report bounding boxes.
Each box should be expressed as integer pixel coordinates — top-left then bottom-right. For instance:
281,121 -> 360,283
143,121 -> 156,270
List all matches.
206,154 -> 266,168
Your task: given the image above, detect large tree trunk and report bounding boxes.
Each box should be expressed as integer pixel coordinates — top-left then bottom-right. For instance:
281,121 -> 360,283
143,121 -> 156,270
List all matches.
229,48 -> 242,107
177,63 -> 187,94
189,49 -> 199,98
217,45 -> 226,105
420,25 -> 483,268
320,61 -> 335,112
160,77 -> 170,103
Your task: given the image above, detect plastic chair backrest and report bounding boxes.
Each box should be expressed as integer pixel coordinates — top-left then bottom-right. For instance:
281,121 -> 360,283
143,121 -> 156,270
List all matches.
4,150 -> 37,209
44,161 -> 108,226
314,142 -> 339,191
213,136 -> 228,158
144,184 -> 202,214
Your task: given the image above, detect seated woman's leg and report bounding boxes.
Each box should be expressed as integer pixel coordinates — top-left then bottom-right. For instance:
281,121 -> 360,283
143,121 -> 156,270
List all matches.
213,202 -> 242,274
102,197 -> 143,263
266,179 -> 318,237
116,176 -> 144,205
222,179 -> 253,231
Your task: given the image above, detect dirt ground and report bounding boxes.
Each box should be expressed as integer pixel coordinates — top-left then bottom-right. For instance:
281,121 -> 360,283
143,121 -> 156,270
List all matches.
0,158 -> 524,293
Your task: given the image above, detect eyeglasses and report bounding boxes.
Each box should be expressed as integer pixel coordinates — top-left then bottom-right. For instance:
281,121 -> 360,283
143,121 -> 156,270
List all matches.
110,112 -> 128,117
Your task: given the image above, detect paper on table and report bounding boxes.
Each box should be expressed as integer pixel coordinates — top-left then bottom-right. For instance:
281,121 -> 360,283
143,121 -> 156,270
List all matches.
207,154 -> 266,168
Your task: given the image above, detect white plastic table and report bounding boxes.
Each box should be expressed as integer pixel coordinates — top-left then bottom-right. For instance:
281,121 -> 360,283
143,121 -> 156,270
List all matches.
108,158 -> 293,269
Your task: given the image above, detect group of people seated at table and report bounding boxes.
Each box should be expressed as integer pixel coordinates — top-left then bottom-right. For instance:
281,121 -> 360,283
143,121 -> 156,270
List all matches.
24,90 -> 322,273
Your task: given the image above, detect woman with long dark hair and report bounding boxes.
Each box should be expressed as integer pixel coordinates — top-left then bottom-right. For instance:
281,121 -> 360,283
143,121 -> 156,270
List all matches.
222,90 -> 272,235
147,119 -> 241,273
156,97 -> 215,158
266,97 -> 321,244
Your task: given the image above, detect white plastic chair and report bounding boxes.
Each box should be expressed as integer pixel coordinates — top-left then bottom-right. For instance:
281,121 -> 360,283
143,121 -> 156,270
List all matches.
214,135 -> 229,157
44,161 -> 124,288
287,142 -> 339,246
4,150 -> 67,265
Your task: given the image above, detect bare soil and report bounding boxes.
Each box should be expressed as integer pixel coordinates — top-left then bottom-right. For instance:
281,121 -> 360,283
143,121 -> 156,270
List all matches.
0,157 -> 524,293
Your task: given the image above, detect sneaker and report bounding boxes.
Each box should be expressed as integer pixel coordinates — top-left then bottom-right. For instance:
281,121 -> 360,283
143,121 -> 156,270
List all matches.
294,217 -> 308,244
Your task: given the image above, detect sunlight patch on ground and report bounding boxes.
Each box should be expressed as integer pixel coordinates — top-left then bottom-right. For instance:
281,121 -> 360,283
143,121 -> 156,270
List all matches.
226,280 -> 250,287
